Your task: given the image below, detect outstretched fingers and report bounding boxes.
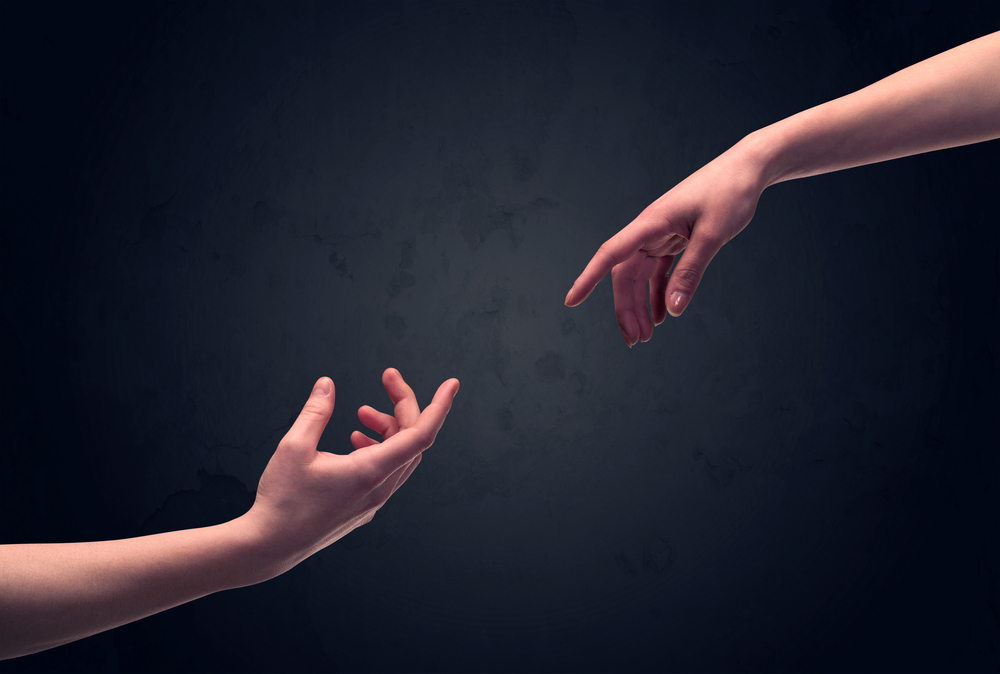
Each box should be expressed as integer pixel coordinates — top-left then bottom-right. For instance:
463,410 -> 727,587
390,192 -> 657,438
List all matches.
351,378 -> 460,483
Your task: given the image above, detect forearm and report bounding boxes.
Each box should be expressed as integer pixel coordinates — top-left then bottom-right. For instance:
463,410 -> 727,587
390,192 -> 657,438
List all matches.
0,515 -> 272,660
748,31 -> 1000,187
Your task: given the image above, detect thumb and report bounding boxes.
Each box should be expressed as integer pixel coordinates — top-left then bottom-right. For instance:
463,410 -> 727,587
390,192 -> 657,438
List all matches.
285,377 -> 336,451
664,232 -> 725,317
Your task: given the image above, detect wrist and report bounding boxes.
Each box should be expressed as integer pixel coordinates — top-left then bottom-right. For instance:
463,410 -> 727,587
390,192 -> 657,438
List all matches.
219,513 -> 288,587
736,124 -> 791,190
721,129 -> 777,197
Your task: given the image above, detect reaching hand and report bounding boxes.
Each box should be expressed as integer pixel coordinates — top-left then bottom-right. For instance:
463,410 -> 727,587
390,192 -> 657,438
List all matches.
246,369 -> 459,574
564,142 -> 766,346
0,368 -> 458,660
565,31 -> 1000,348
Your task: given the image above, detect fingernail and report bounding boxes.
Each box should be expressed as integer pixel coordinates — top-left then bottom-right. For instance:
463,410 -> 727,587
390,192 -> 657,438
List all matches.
621,329 -> 633,348
668,292 -> 689,317
313,379 -> 331,396
453,380 -> 460,396
564,286 -> 575,306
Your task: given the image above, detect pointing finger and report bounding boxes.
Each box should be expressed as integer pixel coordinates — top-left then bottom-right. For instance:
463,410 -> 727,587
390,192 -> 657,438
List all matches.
565,226 -> 646,308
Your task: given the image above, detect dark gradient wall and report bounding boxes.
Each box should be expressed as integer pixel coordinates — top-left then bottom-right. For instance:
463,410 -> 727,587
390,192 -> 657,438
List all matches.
1,1 -> 998,671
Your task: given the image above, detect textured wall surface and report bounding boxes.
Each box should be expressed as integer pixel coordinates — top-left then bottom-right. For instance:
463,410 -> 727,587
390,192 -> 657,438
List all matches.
1,1 -> 998,671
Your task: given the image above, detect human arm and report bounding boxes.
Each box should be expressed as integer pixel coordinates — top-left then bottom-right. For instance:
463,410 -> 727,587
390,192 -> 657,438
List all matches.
0,369 -> 459,660
564,30 -> 1000,344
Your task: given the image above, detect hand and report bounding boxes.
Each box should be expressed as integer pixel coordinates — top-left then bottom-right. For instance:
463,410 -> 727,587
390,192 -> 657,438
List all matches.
564,141 -> 767,345
244,369 -> 459,576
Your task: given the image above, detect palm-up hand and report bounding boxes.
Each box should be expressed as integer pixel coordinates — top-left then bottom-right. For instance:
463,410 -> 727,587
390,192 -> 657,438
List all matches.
245,369 -> 459,575
564,143 -> 767,346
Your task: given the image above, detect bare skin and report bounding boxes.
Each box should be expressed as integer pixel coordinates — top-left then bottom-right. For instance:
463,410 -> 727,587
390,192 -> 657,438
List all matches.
0,368 -> 459,661
565,31 -> 1000,345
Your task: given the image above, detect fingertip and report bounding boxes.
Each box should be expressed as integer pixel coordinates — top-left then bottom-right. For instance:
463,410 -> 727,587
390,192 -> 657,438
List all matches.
651,305 -> 666,326
667,291 -> 690,317
635,310 -> 653,344
652,305 -> 666,326
618,316 -> 639,348
620,328 -> 633,349
436,378 -> 459,399
312,377 -> 334,397
639,313 -> 654,342
565,280 -> 592,308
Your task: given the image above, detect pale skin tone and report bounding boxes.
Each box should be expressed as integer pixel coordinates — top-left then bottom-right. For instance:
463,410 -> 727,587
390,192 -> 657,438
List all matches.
566,31 -> 1000,345
0,368 -> 459,661
3,28 -> 998,667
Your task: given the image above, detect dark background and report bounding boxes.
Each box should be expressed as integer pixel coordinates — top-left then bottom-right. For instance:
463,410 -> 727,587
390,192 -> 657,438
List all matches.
1,1 -> 998,671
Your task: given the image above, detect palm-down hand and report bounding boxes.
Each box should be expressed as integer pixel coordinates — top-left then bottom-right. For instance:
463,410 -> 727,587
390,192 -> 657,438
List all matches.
565,144 -> 765,346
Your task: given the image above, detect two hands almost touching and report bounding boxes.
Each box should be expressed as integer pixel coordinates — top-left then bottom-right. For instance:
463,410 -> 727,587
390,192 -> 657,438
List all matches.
0,369 -> 458,661
566,30 -> 1000,345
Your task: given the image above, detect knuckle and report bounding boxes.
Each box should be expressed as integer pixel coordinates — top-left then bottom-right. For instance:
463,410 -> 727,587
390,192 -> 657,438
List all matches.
671,267 -> 702,289
598,240 -> 625,265
299,401 -> 328,422
698,231 -> 726,249
276,436 -> 309,457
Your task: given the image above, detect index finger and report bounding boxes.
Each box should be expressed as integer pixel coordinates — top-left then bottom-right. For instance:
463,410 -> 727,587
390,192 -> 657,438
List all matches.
356,378 -> 459,478
565,226 -> 646,307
